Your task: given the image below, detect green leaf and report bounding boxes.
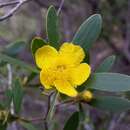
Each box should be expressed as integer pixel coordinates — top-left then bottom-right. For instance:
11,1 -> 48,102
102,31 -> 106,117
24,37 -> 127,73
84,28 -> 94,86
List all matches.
46,6 -> 60,48
64,112 -> 79,130
78,103 -> 85,121
96,55 -> 116,72
86,73 -> 130,92
4,41 -> 25,57
31,37 -> 47,56
0,61 -> 7,67
83,52 -> 90,64
0,53 -> 39,73
5,89 -> 13,109
0,102 -> 5,110
72,14 -> 102,51
90,96 -> 130,112
20,122 -> 37,130
12,79 -> 24,114
26,72 -> 37,84
0,90 -> 12,110
0,122 -> 7,130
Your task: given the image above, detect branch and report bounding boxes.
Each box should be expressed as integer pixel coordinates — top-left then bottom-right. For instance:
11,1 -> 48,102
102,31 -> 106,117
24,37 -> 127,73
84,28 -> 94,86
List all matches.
57,0 -> 65,16
35,0 -> 67,11
43,92 -> 54,130
56,99 -> 75,107
7,64 -> 14,115
0,1 -> 19,8
0,0 -> 32,22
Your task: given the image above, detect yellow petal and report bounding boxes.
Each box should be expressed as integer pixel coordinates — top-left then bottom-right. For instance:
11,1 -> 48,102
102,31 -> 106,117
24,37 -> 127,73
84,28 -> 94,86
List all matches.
35,45 -> 58,69
40,69 -> 53,89
70,63 -> 91,86
54,80 -> 78,97
59,43 -> 85,65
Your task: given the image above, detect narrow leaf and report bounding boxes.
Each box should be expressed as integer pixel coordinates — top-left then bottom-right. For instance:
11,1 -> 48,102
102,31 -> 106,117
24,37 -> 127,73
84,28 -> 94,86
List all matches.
4,41 -> 25,57
0,89 -> 12,110
90,96 -> 130,112
0,53 -> 39,73
12,79 -> 24,114
64,112 -> 79,130
96,55 -> 116,72
86,73 -> 130,92
31,37 -> 47,56
5,89 -> 13,109
72,14 -> 102,51
46,6 -> 60,48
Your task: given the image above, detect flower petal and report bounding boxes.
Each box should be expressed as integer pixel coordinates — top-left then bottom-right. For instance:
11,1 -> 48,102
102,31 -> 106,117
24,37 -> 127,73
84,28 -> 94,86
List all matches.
59,43 -> 85,65
54,80 -> 78,97
35,45 -> 58,69
70,63 -> 91,86
40,69 -> 53,89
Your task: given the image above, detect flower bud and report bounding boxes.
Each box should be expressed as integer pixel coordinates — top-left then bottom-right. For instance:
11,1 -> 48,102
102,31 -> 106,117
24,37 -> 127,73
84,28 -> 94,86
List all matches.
0,111 -> 7,121
80,90 -> 93,102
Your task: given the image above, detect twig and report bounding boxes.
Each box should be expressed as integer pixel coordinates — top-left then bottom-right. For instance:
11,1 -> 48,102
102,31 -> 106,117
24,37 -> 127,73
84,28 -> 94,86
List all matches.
43,92 -> 54,130
20,116 -> 44,122
0,0 -> 32,21
0,1 -> 19,8
46,92 -> 59,121
116,112 -> 126,123
7,64 -> 18,130
56,99 -> 75,107
44,92 -> 54,119
57,0 -> 65,16
35,0 -> 67,11
108,114 -> 117,130
7,64 -> 14,115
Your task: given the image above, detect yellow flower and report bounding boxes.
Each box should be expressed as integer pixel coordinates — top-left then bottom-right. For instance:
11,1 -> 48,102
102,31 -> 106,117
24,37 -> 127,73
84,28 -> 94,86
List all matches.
35,43 -> 91,97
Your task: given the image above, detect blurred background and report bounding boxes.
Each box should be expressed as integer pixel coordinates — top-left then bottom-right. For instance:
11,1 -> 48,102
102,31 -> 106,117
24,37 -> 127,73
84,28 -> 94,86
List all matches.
0,0 -> 130,130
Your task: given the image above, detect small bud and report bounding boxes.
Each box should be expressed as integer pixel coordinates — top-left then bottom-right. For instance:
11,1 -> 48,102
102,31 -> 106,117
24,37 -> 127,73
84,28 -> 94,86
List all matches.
22,76 -> 28,85
0,111 -> 7,121
80,90 -> 93,102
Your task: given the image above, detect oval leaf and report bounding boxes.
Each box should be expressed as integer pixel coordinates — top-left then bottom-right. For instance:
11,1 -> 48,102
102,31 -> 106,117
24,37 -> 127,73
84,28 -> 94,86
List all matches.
46,6 -> 60,48
12,79 -> 24,114
96,55 -> 116,72
31,37 -> 47,56
90,96 -> 130,112
64,112 -> 79,130
72,14 -> 102,51
86,73 -> 130,92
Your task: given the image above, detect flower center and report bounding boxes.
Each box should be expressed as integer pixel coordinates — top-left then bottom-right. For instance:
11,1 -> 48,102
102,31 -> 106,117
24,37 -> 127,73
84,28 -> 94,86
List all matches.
56,65 -> 66,72
51,64 -> 68,81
